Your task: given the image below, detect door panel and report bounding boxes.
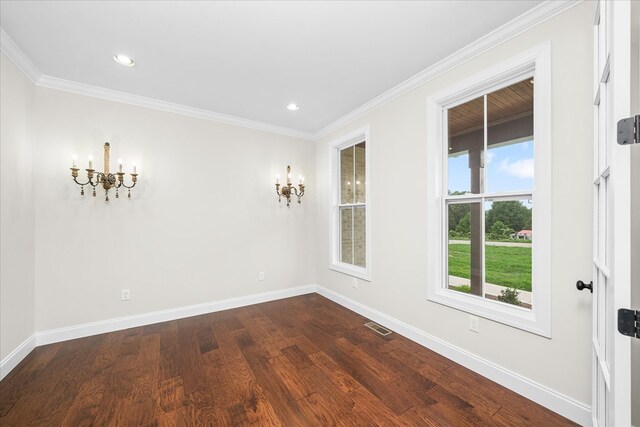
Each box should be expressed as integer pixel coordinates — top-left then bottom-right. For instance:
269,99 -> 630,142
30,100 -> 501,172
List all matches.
592,1 -> 632,425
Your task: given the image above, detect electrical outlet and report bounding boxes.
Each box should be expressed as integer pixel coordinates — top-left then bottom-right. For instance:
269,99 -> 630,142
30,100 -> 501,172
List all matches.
259,272 -> 265,281
352,278 -> 358,289
469,315 -> 479,333
121,289 -> 130,301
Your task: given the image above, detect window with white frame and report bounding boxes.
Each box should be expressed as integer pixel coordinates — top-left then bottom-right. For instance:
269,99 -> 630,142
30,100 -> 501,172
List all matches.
330,126 -> 371,281
426,44 -> 551,336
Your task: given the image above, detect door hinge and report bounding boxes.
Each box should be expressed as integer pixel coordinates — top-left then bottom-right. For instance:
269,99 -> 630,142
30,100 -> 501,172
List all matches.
617,115 -> 640,145
618,308 -> 640,338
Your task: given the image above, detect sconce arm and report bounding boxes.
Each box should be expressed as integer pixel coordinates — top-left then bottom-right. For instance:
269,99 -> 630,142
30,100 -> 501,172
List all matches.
120,181 -> 137,190
73,175 -> 99,187
120,174 -> 138,189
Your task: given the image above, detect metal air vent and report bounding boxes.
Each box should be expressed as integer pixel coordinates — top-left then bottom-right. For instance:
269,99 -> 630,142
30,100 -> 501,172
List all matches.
364,321 -> 392,336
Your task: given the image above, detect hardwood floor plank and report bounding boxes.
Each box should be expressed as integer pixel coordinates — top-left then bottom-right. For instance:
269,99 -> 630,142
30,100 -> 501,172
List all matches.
345,385 -> 407,426
157,376 -> 185,414
59,368 -> 111,427
223,383 -> 284,426
413,384 -> 494,426
334,336 -> 400,383
240,350 -> 306,425
176,318 -> 210,395
281,344 -> 314,370
323,345 -> 413,415
268,354 -> 316,400
389,345 -> 452,380
156,406 -> 191,427
307,351 -> 363,393
0,294 -> 577,426
290,334 -> 321,355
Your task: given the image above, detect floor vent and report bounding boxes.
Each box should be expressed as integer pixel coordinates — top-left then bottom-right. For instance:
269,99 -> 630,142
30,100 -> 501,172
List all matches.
364,321 -> 392,336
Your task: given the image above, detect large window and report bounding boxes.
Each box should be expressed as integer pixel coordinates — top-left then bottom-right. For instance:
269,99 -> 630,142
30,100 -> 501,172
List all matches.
446,81 -> 534,306
427,44 -> 551,336
330,126 -> 371,280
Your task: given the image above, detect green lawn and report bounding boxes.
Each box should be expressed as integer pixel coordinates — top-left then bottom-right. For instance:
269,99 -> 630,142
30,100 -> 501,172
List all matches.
448,244 -> 532,291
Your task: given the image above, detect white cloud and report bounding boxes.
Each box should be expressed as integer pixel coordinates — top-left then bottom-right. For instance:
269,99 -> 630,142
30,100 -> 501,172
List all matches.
485,151 -> 495,164
499,158 -> 534,179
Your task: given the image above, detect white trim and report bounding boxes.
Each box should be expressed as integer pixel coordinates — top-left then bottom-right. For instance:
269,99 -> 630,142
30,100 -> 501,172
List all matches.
0,286 -> 314,380
0,334 -> 36,381
315,285 -> 591,426
0,28 -> 312,140
609,0 -> 632,424
35,285 -> 315,346
0,28 -> 41,83
2,285 -> 591,425
328,125 -> 371,281
3,2 -> 580,141
426,42 -> 552,337
35,75 -> 314,140
314,1 -> 581,139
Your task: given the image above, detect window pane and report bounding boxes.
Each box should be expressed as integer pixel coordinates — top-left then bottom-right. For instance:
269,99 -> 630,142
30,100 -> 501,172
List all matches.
354,142 -> 366,203
484,198 -> 533,309
448,96 -> 484,195
340,146 -> 354,204
353,206 -> 366,267
486,79 -> 534,193
447,201 -> 482,296
340,207 -> 353,264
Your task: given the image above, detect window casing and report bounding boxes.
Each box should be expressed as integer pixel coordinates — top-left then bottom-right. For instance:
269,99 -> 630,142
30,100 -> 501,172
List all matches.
426,44 -> 551,337
330,126 -> 371,281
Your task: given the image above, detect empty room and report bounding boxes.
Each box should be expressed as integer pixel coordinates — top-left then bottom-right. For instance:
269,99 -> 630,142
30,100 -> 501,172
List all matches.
1,1 -> 638,425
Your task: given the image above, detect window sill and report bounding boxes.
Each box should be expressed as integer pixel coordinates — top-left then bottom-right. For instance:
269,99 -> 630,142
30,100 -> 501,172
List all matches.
330,262 -> 371,282
427,286 -> 550,338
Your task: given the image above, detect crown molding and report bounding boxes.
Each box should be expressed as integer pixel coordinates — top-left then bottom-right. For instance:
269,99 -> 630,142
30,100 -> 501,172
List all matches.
2,0 -> 581,142
36,75 -> 315,140
0,28 -> 42,83
0,27 -> 313,141
312,0 -> 582,140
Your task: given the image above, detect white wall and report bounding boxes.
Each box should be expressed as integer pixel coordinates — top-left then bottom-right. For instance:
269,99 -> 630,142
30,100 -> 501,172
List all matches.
0,2 -> 616,420
314,2 -> 594,406
32,87 -> 316,332
0,53 -> 35,361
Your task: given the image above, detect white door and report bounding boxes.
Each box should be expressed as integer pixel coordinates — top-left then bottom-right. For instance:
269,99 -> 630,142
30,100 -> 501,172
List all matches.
591,1 -> 632,426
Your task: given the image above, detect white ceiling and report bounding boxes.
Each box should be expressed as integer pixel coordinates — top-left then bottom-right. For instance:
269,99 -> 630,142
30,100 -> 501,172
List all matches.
1,1 -> 544,135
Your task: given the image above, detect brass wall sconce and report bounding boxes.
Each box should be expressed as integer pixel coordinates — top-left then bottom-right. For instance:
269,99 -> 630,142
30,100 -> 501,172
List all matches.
275,165 -> 305,207
70,142 -> 138,202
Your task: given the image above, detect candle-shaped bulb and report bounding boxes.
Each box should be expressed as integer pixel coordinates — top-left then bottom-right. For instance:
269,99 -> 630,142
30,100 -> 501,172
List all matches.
276,174 -> 280,184
287,172 -> 291,184
132,162 -> 137,174
118,158 -> 123,172
72,154 -> 78,168
300,176 -> 305,184
88,154 -> 94,169
299,175 -> 302,184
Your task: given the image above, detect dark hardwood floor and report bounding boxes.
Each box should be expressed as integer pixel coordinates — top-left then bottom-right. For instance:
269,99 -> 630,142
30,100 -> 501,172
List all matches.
0,294 -> 576,426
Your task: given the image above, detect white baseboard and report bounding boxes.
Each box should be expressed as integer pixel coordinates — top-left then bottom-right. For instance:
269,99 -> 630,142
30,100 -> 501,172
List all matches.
36,285 -> 316,346
1,284 -> 591,426
315,285 -> 591,426
0,285 -> 315,381
0,334 -> 36,381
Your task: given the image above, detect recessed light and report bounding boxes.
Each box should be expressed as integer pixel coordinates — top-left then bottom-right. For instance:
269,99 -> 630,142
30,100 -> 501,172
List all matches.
286,103 -> 300,111
114,54 -> 135,67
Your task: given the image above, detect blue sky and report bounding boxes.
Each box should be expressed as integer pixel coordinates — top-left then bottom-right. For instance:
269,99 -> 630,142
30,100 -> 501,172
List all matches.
448,139 -> 534,194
